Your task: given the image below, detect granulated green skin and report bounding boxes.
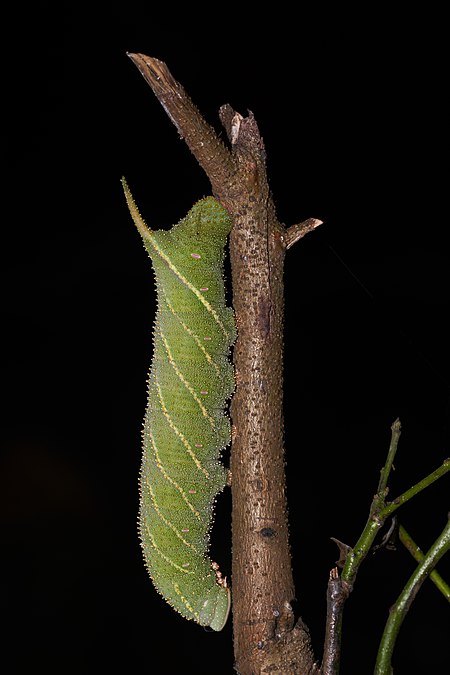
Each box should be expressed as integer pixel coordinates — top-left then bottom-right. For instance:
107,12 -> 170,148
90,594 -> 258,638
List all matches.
122,180 -> 234,630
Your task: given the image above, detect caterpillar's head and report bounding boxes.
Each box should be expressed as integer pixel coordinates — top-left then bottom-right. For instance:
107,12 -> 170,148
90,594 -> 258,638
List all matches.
199,585 -> 231,632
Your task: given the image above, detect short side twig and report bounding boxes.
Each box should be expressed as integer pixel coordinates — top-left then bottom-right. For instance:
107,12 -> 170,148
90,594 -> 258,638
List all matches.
284,218 -> 323,249
377,418 -> 401,498
381,458 -> 450,519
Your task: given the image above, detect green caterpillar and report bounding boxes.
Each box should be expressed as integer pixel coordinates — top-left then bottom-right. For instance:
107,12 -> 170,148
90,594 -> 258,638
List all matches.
122,179 -> 235,631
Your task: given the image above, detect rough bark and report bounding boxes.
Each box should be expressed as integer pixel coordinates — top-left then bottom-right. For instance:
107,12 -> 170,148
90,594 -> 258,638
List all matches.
127,53 -> 321,674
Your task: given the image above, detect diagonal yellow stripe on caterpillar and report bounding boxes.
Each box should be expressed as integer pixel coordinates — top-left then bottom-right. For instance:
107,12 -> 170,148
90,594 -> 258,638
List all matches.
173,582 -> 199,619
155,379 -> 210,478
160,286 -> 221,377
145,526 -> 195,575
143,477 -> 199,553
158,329 -> 216,429
147,429 -> 202,520
121,178 -> 230,339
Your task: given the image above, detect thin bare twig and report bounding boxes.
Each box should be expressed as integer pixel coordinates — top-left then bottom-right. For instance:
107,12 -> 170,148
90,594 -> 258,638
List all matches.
284,218 -> 323,249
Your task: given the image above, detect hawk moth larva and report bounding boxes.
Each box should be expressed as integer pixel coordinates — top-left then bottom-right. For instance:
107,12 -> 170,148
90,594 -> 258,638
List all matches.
122,179 -> 235,630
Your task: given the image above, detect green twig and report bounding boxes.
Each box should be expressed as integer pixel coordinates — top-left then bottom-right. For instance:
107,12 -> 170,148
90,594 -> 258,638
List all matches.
342,419 -> 402,587
399,524 -> 450,602
376,418 -> 402,498
374,516 -> 450,675
327,421 -> 449,674
342,450 -> 450,588
381,458 -> 450,519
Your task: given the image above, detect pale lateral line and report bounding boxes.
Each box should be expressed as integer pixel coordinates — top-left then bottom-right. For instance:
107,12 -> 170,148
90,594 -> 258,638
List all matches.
149,431 -> 202,520
161,288 -> 220,377
145,525 -> 194,575
159,330 -> 215,429
155,380 -> 209,478
154,249 -> 229,339
173,582 -> 199,619
143,477 -> 199,553
122,181 -> 229,339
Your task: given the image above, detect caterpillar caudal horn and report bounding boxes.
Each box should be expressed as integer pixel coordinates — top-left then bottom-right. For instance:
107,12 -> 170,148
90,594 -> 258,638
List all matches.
122,178 -> 235,631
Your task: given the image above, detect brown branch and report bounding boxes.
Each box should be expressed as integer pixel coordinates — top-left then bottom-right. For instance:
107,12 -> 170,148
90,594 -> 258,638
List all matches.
127,53 -> 321,675
127,53 -> 236,197
321,568 -> 351,675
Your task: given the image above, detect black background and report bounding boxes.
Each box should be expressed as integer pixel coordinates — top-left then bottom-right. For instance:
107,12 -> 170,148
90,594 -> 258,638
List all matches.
2,5 -> 449,674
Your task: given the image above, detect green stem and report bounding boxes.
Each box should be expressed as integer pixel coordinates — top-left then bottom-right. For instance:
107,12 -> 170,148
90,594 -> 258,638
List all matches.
399,524 -> 450,602
342,420 -> 402,587
341,520 -> 382,587
334,422 -> 449,674
374,517 -> 450,675
342,457 -> 450,588
381,458 -> 450,519
377,418 -> 402,498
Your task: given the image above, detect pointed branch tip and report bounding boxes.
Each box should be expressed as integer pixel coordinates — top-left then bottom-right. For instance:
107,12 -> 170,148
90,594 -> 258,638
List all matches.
284,218 -> 323,249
